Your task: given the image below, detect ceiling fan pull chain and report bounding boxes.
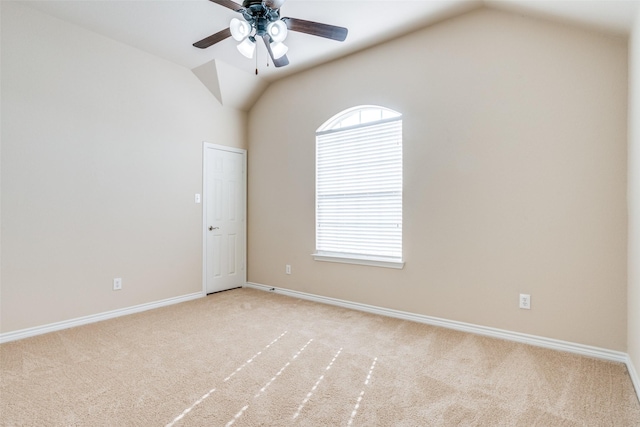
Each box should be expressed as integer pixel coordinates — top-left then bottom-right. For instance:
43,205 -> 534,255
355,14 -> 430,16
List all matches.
255,45 -> 259,75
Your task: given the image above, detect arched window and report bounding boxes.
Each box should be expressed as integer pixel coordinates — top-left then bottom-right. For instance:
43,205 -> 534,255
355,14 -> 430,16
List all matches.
314,105 -> 403,268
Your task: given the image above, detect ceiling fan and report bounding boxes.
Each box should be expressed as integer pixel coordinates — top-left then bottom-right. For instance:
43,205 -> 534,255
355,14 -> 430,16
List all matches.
193,0 -> 348,68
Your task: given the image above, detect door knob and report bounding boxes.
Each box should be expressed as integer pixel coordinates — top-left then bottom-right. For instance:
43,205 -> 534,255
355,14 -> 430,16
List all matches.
209,226 -> 219,231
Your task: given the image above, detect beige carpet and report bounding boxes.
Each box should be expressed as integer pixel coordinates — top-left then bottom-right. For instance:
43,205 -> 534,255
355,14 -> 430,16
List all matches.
1,287 -> 639,426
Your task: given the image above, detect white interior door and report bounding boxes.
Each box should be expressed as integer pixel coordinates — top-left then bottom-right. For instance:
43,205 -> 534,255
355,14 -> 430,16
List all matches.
203,144 -> 246,294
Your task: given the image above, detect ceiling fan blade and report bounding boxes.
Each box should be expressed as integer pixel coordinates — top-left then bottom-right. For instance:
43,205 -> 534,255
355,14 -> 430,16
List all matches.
264,0 -> 286,10
193,28 -> 232,49
208,0 -> 244,12
262,35 -> 290,68
282,17 -> 348,42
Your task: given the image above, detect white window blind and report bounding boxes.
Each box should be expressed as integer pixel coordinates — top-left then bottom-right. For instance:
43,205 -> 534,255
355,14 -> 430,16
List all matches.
316,115 -> 402,264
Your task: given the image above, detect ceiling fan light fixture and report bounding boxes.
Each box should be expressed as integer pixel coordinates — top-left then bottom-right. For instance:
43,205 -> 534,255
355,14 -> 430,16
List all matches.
237,37 -> 256,59
230,18 -> 251,41
267,20 -> 288,43
270,41 -> 288,60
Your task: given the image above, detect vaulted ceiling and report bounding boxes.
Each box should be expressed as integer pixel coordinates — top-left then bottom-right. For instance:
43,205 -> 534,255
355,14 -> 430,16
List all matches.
18,0 -> 639,110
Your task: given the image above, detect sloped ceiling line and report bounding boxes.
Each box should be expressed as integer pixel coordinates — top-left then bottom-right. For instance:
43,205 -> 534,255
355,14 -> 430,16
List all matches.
17,0 -> 639,111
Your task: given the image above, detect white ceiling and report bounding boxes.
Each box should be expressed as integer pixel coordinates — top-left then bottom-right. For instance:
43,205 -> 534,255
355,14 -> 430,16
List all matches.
17,0 -> 640,109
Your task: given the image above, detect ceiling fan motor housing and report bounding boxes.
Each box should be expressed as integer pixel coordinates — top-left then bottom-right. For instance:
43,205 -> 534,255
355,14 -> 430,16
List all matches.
241,0 -> 281,36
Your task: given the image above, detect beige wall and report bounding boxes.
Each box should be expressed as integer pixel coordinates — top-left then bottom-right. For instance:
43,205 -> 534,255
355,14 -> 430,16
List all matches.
629,8 -> 640,375
248,9 -> 629,350
0,2 -> 246,333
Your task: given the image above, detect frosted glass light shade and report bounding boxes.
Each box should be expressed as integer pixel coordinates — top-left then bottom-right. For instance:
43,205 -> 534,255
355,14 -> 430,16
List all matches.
267,20 -> 288,43
230,18 -> 251,41
270,41 -> 288,59
237,38 -> 256,59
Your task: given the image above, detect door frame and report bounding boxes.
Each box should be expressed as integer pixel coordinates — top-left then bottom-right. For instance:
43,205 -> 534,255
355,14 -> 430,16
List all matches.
202,142 -> 247,295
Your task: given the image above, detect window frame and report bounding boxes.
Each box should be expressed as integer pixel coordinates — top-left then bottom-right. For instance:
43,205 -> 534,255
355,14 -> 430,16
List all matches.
313,106 -> 404,269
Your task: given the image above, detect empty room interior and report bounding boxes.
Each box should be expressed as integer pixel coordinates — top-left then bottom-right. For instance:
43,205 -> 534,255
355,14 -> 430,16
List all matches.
2,0 -> 640,424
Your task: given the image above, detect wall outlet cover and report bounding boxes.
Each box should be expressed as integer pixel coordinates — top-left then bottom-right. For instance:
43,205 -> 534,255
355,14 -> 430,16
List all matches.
519,293 -> 531,309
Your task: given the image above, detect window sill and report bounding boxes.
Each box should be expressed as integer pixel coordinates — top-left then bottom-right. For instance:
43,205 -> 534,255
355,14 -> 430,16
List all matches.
312,252 -> 405,269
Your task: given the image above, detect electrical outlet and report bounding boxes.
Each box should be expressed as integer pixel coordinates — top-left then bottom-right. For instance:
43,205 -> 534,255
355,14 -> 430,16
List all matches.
285,264 -> 291,275
519,293 -> 531,309
113,278 -> 122,291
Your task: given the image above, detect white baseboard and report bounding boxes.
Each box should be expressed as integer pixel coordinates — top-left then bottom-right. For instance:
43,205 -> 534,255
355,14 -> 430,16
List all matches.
0,292 -> 204,344
627,355 -> 640,402
244,282 -> 628,364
